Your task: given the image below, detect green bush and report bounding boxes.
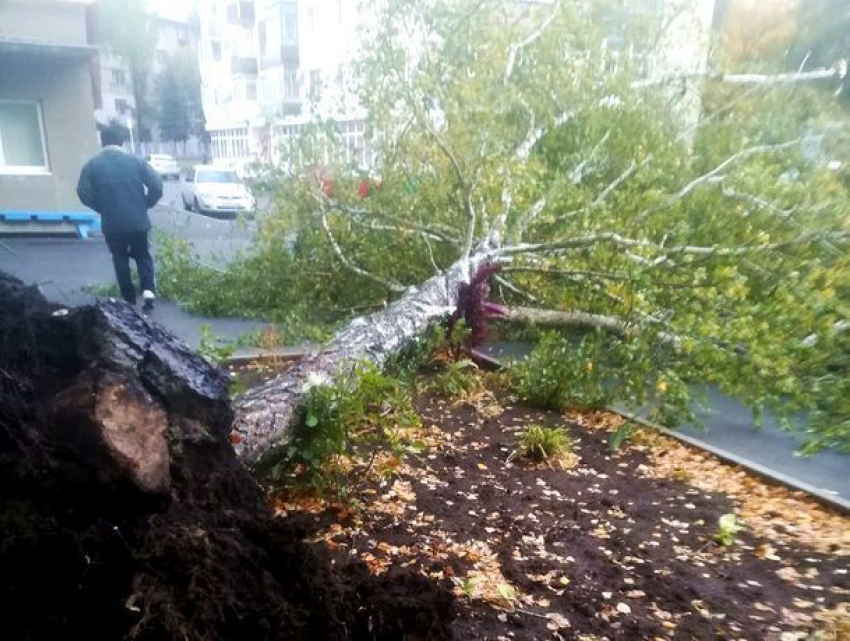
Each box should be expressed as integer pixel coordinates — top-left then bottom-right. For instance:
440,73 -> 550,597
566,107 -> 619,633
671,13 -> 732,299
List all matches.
511,332 -> 610,411
430,359 -> 483,398
511,331 -> 696,427
283,363 -> 421,499
384,323 -> 450,380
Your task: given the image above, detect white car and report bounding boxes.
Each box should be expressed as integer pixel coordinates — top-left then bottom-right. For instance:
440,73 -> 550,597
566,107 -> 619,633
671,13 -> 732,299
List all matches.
181,165 -> 255,217
146,154 -> 181,180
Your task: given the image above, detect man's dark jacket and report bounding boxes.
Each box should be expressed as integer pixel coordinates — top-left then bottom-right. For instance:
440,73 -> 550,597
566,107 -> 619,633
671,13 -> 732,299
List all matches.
77,148 -> 163,236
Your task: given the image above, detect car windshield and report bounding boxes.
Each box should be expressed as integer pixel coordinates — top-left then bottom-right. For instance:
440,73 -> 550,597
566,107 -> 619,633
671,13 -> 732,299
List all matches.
196,170 -> 239,183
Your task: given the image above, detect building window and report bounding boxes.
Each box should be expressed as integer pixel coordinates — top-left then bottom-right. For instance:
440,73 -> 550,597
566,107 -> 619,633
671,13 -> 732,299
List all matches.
111,69 -> 127,87
0,100 -> 49,173
156,50 -> 168,65
210,126 -> 250,161
284,69 -> 299,98
246,80 -> 257,101
310,69 -> 322,99
211,41 -> 222,61
115,98 -> 130,115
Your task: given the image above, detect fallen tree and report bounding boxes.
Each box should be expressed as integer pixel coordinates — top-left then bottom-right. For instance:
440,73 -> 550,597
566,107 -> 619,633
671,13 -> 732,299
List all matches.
224,0 -> 850,461
0,273 -> 453,640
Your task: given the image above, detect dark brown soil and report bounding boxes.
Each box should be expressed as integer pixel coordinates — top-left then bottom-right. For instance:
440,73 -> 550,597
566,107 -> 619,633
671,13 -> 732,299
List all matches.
0,273 -> 454,641
295,394 -> 849,640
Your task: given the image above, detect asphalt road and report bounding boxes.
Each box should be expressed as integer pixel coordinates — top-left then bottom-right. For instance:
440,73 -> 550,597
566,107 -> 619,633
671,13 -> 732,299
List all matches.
0,182 -> 266,348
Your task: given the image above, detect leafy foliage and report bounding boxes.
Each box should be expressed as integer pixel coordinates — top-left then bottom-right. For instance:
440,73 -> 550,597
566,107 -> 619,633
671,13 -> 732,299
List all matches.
715,513 -> 743,547
283,363 -> 421,499
155,232 -> 339,344
197,324 -> 235,365
154,50 -> 204,144
430,359 -> 483,399
516,425 -> 572,463
383,323 -> 451,379
164,0 -> 849,450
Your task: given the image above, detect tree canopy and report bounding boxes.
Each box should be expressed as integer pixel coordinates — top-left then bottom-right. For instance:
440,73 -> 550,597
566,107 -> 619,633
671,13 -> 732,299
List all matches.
96,0 -> 157,140
154,50 -> 204,144
164,0 -> 849,453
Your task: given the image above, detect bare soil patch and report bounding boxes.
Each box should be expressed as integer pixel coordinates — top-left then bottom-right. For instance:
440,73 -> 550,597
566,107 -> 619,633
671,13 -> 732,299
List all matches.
278,393 -> 850,640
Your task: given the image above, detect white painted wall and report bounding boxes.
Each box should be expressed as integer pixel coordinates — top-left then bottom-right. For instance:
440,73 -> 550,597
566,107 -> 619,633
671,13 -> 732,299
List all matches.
198,0 -> 261,130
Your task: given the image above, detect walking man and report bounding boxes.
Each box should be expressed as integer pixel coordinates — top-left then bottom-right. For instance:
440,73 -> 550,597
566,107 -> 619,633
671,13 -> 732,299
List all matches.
77,125 -> 163,310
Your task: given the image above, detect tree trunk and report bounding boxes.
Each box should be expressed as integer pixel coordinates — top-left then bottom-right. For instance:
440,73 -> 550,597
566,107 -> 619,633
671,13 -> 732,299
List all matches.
234,252 -> 492,465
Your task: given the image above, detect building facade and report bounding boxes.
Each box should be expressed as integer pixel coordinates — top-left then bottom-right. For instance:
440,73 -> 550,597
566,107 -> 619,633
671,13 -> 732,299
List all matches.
89,9 -> 203,158
199,0 -> 260,166
197,0 -> 305,167
199,0 -> 718,168
0,0 -> 101,231
257,0 -> 301,119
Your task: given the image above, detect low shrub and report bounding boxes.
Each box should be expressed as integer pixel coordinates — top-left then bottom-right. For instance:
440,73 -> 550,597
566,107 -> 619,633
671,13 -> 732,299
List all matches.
430,359 -> 483,399
516,425 -> 572,463
283,363 -> 421,499
511,332 -> 609,411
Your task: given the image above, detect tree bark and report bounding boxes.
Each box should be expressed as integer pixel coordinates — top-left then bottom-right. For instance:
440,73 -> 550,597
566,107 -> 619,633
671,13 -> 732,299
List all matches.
501,306 -> 634,335
233,251 -> 493,465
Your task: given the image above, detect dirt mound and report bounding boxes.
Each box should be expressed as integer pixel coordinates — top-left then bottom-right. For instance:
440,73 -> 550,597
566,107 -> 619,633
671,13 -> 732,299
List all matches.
0,273 -> 453,641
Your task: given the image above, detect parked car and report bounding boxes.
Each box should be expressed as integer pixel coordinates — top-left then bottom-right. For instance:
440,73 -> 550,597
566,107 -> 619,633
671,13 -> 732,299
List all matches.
181,165 -> 255,217
146,154 -> 181,180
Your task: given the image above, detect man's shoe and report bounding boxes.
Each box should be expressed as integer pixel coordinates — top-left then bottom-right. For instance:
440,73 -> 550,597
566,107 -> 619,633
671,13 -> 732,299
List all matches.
142,290 -> 156,311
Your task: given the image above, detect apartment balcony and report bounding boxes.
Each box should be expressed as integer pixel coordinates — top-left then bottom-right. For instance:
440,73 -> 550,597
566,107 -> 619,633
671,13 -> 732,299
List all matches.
226,1 -> 255,26
231,55 -> 258,75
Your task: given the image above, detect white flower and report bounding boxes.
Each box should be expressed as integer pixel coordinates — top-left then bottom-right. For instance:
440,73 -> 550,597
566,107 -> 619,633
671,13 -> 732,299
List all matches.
302,371 -> 331,393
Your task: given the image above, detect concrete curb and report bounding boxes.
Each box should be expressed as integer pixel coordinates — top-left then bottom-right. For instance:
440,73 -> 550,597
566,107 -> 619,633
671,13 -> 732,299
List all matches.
223,348 -> 313,367
614,410 -> 850,515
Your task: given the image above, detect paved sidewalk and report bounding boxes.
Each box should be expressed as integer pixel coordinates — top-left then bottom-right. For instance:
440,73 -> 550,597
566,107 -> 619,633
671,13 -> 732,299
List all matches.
0,182 -> 269,350
479,342 -> 850,507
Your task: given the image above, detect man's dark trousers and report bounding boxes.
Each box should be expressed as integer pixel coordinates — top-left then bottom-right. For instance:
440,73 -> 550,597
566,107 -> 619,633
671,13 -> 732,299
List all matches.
105,231 -> 155,304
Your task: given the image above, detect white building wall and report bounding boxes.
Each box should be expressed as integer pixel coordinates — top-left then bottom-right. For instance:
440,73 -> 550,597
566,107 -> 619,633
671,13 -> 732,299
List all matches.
199,0 -> 264,165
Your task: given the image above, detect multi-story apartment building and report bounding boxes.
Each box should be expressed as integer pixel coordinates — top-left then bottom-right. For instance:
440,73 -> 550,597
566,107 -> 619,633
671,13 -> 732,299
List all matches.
199,0 -> 302,166
201,0 -> 718,168
268,0 -> 374,170
89,8 -> 202,156
257,1 -> 301,118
